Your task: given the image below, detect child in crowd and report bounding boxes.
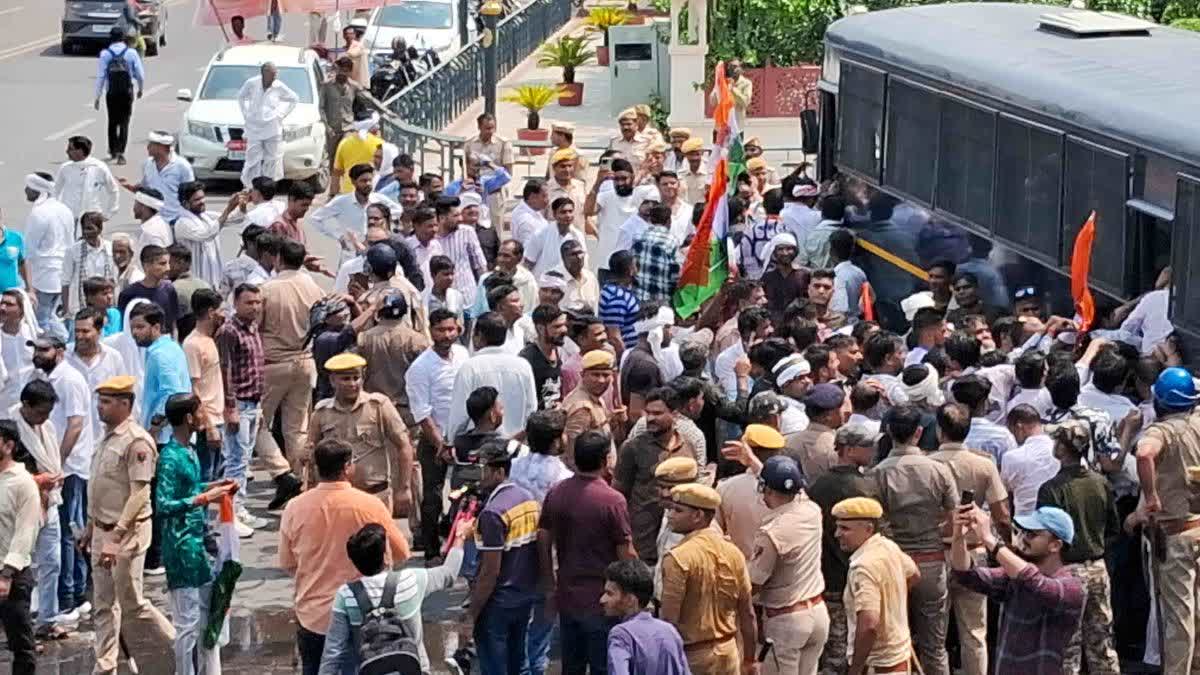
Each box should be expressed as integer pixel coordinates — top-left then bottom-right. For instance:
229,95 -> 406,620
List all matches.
83,276 -> 123,337
423,254 -> 464,321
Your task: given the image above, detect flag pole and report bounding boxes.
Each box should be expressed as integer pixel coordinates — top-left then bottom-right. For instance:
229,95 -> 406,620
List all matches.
209,0 -> 231,42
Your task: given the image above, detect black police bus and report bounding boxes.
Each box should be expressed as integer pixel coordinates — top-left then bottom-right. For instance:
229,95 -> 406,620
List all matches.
817,3 -> 1200,345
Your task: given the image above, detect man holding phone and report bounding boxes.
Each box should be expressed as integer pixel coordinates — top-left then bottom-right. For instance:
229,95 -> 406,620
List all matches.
585,154 -> 638,283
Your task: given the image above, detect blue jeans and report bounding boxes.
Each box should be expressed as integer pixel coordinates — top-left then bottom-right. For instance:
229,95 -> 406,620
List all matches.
57,477 -> 89,611
267,11 -> 282,37
560,611 -> 616,674
223,401 -> 261,512
528,595 -> 556,675
168,584 -> 225,675
475,601 -> 533,675
33,290 -> 65,341
196,425 -> 224,484
34,506 -> 61,627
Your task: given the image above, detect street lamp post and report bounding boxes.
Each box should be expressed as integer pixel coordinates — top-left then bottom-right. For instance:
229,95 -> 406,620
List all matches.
480,0 -> 502,116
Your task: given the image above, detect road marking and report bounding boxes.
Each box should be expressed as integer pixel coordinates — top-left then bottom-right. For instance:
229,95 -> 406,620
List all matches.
0,7 -> 24,17
0,34 -> 59,62
144,83 -> 172,98
44,119 -> 96,142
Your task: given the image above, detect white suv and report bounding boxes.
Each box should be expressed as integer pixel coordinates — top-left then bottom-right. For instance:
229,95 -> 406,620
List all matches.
177,44 -> 329,189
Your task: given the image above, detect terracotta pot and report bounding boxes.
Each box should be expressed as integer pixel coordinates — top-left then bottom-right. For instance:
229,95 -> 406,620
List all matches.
625,15 -> 646,24
558,82 -> 583,106
597,45 -> 610,66
517,127 -> 550,155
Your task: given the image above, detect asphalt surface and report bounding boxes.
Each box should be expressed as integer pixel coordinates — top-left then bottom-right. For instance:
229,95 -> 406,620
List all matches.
0,2 -> 341,274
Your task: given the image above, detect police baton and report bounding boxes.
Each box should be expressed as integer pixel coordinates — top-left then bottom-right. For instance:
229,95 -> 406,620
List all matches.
756,637 -> 775,663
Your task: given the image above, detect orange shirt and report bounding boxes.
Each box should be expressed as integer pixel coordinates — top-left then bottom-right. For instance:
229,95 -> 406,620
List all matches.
278,481 -> 410,633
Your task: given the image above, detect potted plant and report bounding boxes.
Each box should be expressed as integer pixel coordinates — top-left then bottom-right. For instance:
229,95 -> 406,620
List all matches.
585,6 -> 630,65
538,35 -> 595,107
499,84 -> 562,155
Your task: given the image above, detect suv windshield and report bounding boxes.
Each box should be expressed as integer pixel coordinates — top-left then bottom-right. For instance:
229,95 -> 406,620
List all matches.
198,65 -> 313,104
376,3 -> 453,29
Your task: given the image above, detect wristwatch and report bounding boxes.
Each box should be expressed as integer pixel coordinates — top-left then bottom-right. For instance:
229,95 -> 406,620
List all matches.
988,540 -> 1007,559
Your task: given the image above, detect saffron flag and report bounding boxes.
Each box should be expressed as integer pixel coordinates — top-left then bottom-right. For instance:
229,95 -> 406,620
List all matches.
674,62 -> 745,318
1070,211 -> 1097,332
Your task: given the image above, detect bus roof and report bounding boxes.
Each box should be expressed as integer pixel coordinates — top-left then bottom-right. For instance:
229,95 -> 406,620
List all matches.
825,3 -> 1200,167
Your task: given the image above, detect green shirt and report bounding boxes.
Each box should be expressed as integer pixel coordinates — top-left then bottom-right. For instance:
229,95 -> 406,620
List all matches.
155,437 -> 212,590
1036,463 -> 1119,563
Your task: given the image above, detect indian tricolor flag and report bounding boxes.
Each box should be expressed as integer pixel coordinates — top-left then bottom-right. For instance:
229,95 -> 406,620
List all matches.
674,63 -> 746,318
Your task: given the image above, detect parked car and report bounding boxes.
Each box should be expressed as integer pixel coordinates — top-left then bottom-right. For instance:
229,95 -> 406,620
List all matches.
61,0 -> 168,56
176,44 -> 329,190
361,0 -> 465,62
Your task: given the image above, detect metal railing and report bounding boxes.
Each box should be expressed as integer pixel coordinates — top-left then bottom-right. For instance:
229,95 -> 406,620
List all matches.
377,0 -> 575,179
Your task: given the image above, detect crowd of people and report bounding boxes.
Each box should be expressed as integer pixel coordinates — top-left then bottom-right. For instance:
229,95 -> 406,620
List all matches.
1,30 -> 1198,675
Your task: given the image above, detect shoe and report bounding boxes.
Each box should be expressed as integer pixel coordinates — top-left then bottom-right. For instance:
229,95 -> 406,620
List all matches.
116,154 -> 127,166
234,519 -> 254,539
75,601 -> 91,616
267,472 -> 303,510
235,506 -> 268,528
54,609 -> 80,623
145,566 -> 165,577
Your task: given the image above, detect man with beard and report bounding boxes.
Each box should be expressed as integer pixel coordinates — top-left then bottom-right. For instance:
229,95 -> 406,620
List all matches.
761,233 -> 810,322
562,350 -> 626,466
0,417 -> 41,675
311,164 -> 401,268
520,305 -> 567,410
951,503 -> 1085,674
173,182 -> 224,288
827,335 -> 863,384
614,387 -> 698,564
586,158 -> 639,282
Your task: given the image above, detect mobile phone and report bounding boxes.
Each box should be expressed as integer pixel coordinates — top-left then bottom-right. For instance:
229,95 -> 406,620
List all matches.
960,490 -> 975,506
600,157 -> 613,170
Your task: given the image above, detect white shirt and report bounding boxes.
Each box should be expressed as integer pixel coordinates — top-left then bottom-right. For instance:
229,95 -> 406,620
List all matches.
503,315 -> 536,354
245,199 -> 284,228
55,157 -> 120,220
714,341 -> 746,401
904,346 -> 930,367
964,417 -> 1018,465
595,182 -> 638,271
25,195 -> 75,293
510,201 -> 549,250
1005,387 -> 1055,418
173,210 -> 224,287
780,396 -> 810,435
311,192 -> 401,266
0,330 -> 30,413
999,433 -> 1059,516
447,345 -> 537,442
28,362 -> 93,479
1119,289 -> 1172,355
406,344 -> 469,437
781,202 -> 821,245
64,344 -> 126,479
237,76 -> 300,141
614,214 -> 650,255
135,215 -> 174,262
666,200 -> 694,244
525,223 -> 586,277
333,255 -> 365,294
846,413 -> 881,437
1078,383 -> 1136,426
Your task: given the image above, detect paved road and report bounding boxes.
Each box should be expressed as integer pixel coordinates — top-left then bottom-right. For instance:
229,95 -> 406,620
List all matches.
0,3 -> 341,274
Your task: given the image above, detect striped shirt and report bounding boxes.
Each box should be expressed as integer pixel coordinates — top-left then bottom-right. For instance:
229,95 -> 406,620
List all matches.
476,482 -> 540,607
600,283 -> 640,348
435,225 -> 488,306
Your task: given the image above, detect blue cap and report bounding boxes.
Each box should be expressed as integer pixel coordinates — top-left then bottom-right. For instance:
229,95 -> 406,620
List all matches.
803,383 -> 846,411
365,242 -> 397,273
1014,506 -> 1075,545
759,455 -> 804,494
1154,367 -> 1200,410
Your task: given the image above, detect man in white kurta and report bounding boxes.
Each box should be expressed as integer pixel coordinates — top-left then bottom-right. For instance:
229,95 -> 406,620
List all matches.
236,62 -> 299,189
55,136 -> 120,224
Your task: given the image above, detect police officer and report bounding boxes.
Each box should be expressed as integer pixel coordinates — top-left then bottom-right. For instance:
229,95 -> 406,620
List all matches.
653,456 -> 704,595
561,349 -> 626,466
84,375 -> 175,674
750,455 -> 829,675
308,353 -> 414,516
659,483 -> 760,674
1134,367 -> 1200,673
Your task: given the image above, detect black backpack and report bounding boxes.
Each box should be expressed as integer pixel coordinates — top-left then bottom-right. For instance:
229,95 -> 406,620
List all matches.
348,572 -> 423,675
105,46 -> 134,96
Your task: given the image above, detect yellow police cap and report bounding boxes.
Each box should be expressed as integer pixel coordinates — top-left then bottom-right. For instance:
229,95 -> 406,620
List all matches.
668,127 -> 692,139
647,140 -> 670,154
95,375 -> 136,395
618,107 -> 638,122
745,135 -> 763,148
550,121 -> 576,134
741,423 -> 784,449
655,456 -> 699,484
551,148 -> 578,165
634,104 -> 652,117
324,352 -> 368,372
671,483 -> 721,510
746,157 -> 768,172
681,138 -> 705,154
832,497 -> 884,520
581,350 -> 615,370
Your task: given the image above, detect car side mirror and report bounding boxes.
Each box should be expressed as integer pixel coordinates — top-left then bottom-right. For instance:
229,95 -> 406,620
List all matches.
176,88 -> 193,102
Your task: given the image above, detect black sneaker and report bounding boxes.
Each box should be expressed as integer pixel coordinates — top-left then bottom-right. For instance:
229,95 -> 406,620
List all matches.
267,472 -> 302,510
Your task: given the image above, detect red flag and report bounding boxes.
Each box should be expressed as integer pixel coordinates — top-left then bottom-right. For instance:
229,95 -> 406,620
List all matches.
860,282 -> 875,322
1071,211 -> 1097,332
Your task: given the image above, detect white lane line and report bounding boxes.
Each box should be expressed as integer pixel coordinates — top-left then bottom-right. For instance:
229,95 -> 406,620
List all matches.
45,119 -> 96,142
0,7 -> 25,17
0,34 -> 58,62
144,83 -> 172,98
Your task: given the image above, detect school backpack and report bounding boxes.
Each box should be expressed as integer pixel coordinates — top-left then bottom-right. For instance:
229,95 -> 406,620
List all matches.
348,571 -> 423,675
105,46 -> 134,96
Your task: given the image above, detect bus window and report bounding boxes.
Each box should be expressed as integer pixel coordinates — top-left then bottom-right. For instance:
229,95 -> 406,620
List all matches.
884,78 -> 938,204
1062,138 -> 1130,296
836,61 -> 885,180
1172,175 -> 1200,329
936,97 -> 995,229
995,116 -> 1063,264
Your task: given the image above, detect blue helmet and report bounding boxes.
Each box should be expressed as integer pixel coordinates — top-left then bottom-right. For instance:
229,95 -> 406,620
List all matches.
760,455 -> 804,494
1154,367 -> 1200,410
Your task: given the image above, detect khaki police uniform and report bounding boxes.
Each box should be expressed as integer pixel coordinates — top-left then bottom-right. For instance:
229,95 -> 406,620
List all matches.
750,495 -> 829,675
88,413 -> 175,674
1144,412 -> 1200,674
309,390 -> 412,513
